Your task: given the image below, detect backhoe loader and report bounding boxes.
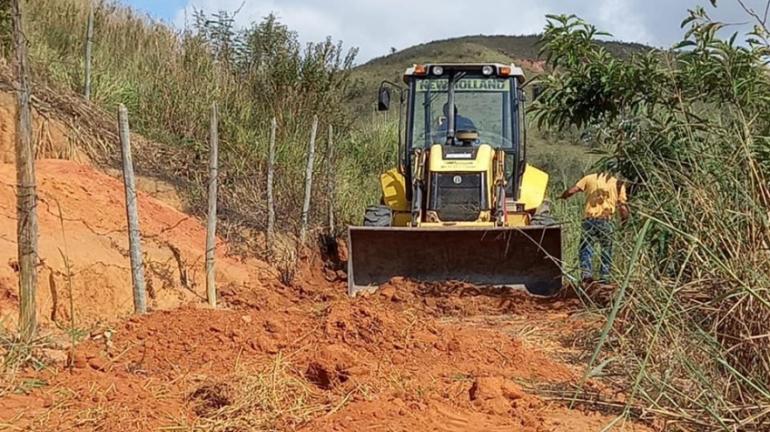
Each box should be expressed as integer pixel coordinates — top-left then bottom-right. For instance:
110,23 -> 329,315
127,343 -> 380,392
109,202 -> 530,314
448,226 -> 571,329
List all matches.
348,63 -> 562,296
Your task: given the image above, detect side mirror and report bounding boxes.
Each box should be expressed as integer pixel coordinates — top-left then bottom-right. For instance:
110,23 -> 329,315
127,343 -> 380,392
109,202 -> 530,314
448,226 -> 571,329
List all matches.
377,87 -> 391,111
532,84 -> 544,101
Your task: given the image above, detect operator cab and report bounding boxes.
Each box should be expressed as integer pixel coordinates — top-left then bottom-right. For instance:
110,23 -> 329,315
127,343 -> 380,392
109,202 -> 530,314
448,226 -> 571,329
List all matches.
399,63 -> 527,199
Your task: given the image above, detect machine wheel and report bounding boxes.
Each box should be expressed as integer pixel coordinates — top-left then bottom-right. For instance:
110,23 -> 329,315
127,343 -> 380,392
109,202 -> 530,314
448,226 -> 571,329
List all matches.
363,205 -> 393,227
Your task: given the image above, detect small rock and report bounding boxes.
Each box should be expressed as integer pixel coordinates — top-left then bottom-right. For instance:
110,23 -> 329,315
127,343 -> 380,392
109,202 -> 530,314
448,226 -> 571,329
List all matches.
68,352 -> 88,369
263,318 -> 281,333
469,376 -> 512,415
254,336 -> 279,354
322,268 -> 337,282
469,376 -> 504,401
240,315 -> 253,324
501,381 -> 525,400
447,337 -> 462,352
88,356 -> 108,372
41,348 -> 68,365
379,285 -> 397,300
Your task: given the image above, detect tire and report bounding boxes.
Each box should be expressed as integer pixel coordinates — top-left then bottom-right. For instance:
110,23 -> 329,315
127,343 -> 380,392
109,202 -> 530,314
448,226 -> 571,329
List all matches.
363,205 -> 393,227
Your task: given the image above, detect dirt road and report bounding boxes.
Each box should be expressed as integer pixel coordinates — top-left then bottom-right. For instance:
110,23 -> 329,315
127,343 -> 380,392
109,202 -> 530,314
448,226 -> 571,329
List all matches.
0,161 -> 649,431
1,268 -> 648,431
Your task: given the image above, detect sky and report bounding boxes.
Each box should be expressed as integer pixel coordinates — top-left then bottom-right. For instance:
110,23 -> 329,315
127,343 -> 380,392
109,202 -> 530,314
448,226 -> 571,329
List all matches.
123,0 -> 763,63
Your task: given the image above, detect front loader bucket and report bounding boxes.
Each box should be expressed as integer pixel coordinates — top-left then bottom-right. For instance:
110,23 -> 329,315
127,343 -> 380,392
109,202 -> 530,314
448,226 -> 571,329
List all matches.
347,226 -> 562,297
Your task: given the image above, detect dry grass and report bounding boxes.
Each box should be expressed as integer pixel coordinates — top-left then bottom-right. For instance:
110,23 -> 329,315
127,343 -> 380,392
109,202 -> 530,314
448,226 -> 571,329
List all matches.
13,0 -> 390,253
181,355 -> 347,431
0,331 -> 50,398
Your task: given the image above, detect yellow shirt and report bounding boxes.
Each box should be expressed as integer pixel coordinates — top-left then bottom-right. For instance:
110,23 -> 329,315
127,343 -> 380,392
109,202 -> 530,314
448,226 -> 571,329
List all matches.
576,173 -> 627,219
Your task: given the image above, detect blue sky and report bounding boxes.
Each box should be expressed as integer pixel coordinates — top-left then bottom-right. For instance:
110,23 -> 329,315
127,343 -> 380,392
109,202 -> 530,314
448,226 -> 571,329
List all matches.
124,0 -> 187,21
122,0 -> 759,63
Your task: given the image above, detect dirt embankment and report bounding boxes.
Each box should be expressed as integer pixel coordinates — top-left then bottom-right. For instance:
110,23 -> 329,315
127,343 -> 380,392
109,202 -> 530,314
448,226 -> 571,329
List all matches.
0,159 -> 277,328
0,80 -> 260,327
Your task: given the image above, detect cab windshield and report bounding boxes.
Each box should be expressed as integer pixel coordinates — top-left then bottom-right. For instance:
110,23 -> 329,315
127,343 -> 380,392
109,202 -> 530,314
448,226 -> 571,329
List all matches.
411,75 -> 515,148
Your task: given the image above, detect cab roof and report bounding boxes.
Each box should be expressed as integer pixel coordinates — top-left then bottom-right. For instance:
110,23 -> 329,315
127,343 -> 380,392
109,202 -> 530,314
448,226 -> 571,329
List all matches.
403,63 -> 526,83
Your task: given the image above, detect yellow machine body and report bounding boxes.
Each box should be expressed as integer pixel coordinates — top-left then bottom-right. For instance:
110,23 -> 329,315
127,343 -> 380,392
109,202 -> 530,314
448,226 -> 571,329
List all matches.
348,63 -> 563,297
380,144 -> 550,228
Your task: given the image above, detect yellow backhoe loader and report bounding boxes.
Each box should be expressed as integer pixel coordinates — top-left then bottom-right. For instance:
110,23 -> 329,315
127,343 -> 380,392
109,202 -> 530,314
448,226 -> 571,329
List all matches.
348,63 -> 562,296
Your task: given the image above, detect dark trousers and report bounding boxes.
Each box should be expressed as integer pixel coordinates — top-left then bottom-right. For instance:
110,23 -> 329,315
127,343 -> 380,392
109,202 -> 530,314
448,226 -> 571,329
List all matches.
579,218 -> 614,280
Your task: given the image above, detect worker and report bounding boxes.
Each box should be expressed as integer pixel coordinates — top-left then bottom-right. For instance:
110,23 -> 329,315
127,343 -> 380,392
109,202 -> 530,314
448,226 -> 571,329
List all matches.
559,172 -> 630,285
439,103 -> 476,132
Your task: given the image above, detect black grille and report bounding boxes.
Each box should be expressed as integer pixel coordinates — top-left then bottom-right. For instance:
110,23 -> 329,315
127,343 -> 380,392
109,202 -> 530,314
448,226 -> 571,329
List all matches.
429,173 -> 486,221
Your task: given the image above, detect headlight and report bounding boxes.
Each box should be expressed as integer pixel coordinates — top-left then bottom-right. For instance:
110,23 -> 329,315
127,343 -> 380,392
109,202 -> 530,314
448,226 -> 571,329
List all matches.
482,65 -> 494,76
432,66 -> 444,76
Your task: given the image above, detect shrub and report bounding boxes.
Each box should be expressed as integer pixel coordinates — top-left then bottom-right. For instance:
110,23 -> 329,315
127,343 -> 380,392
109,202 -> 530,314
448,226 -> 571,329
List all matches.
533,7 -> 770,429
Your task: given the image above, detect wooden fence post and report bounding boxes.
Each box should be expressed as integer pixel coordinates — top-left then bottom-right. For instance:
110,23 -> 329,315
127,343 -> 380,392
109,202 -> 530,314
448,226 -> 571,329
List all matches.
12,0 -> 39,341
84,5 -> 94,101
205,102 -> 219,308
118,104 -> 147,314
266,117 -> 277,255
326,125 -> 335,234
299,116 -> 318,244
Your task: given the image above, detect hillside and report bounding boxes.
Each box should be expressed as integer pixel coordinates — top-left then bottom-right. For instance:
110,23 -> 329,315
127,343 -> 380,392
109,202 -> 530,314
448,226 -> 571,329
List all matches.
0,51 -> 650,432
350,34 -> 651,112
347,34 -> 640,183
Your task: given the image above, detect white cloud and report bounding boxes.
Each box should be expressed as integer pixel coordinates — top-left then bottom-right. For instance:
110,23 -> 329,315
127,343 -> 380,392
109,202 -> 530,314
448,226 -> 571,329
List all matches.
173,0 -> 754,63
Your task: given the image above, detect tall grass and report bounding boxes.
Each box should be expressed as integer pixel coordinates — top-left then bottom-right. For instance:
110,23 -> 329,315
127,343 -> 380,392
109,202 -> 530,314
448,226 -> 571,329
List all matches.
535,8 -> 770,429
6,0 -> 396,247
3,0 -> 595,245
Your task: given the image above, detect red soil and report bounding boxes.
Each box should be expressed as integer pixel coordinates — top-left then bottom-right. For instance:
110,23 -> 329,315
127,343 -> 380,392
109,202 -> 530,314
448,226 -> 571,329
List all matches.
0,159 -> 648,431
0,159 -> 276,328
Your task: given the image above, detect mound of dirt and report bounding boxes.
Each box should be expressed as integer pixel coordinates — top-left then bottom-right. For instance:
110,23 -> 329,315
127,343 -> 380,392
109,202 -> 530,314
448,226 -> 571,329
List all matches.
469,376 -> 526,407
1,262 -> 652,432
305,344 -> 358,389
0,160 -> 276,328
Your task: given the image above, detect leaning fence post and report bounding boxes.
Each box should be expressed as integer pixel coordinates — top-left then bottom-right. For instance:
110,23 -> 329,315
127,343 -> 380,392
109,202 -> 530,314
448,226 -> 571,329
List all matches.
118,104 -> 147,314
266,117 -> 277,255
84,5 -> 94,101
205,102 -> 219,308
13,0 -> 39,341
299,116 -> 318,244
326,125 -> 335,234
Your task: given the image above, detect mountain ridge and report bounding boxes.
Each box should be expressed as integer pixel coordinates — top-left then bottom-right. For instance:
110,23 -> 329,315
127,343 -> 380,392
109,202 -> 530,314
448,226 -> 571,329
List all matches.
349,34 -> 652,111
